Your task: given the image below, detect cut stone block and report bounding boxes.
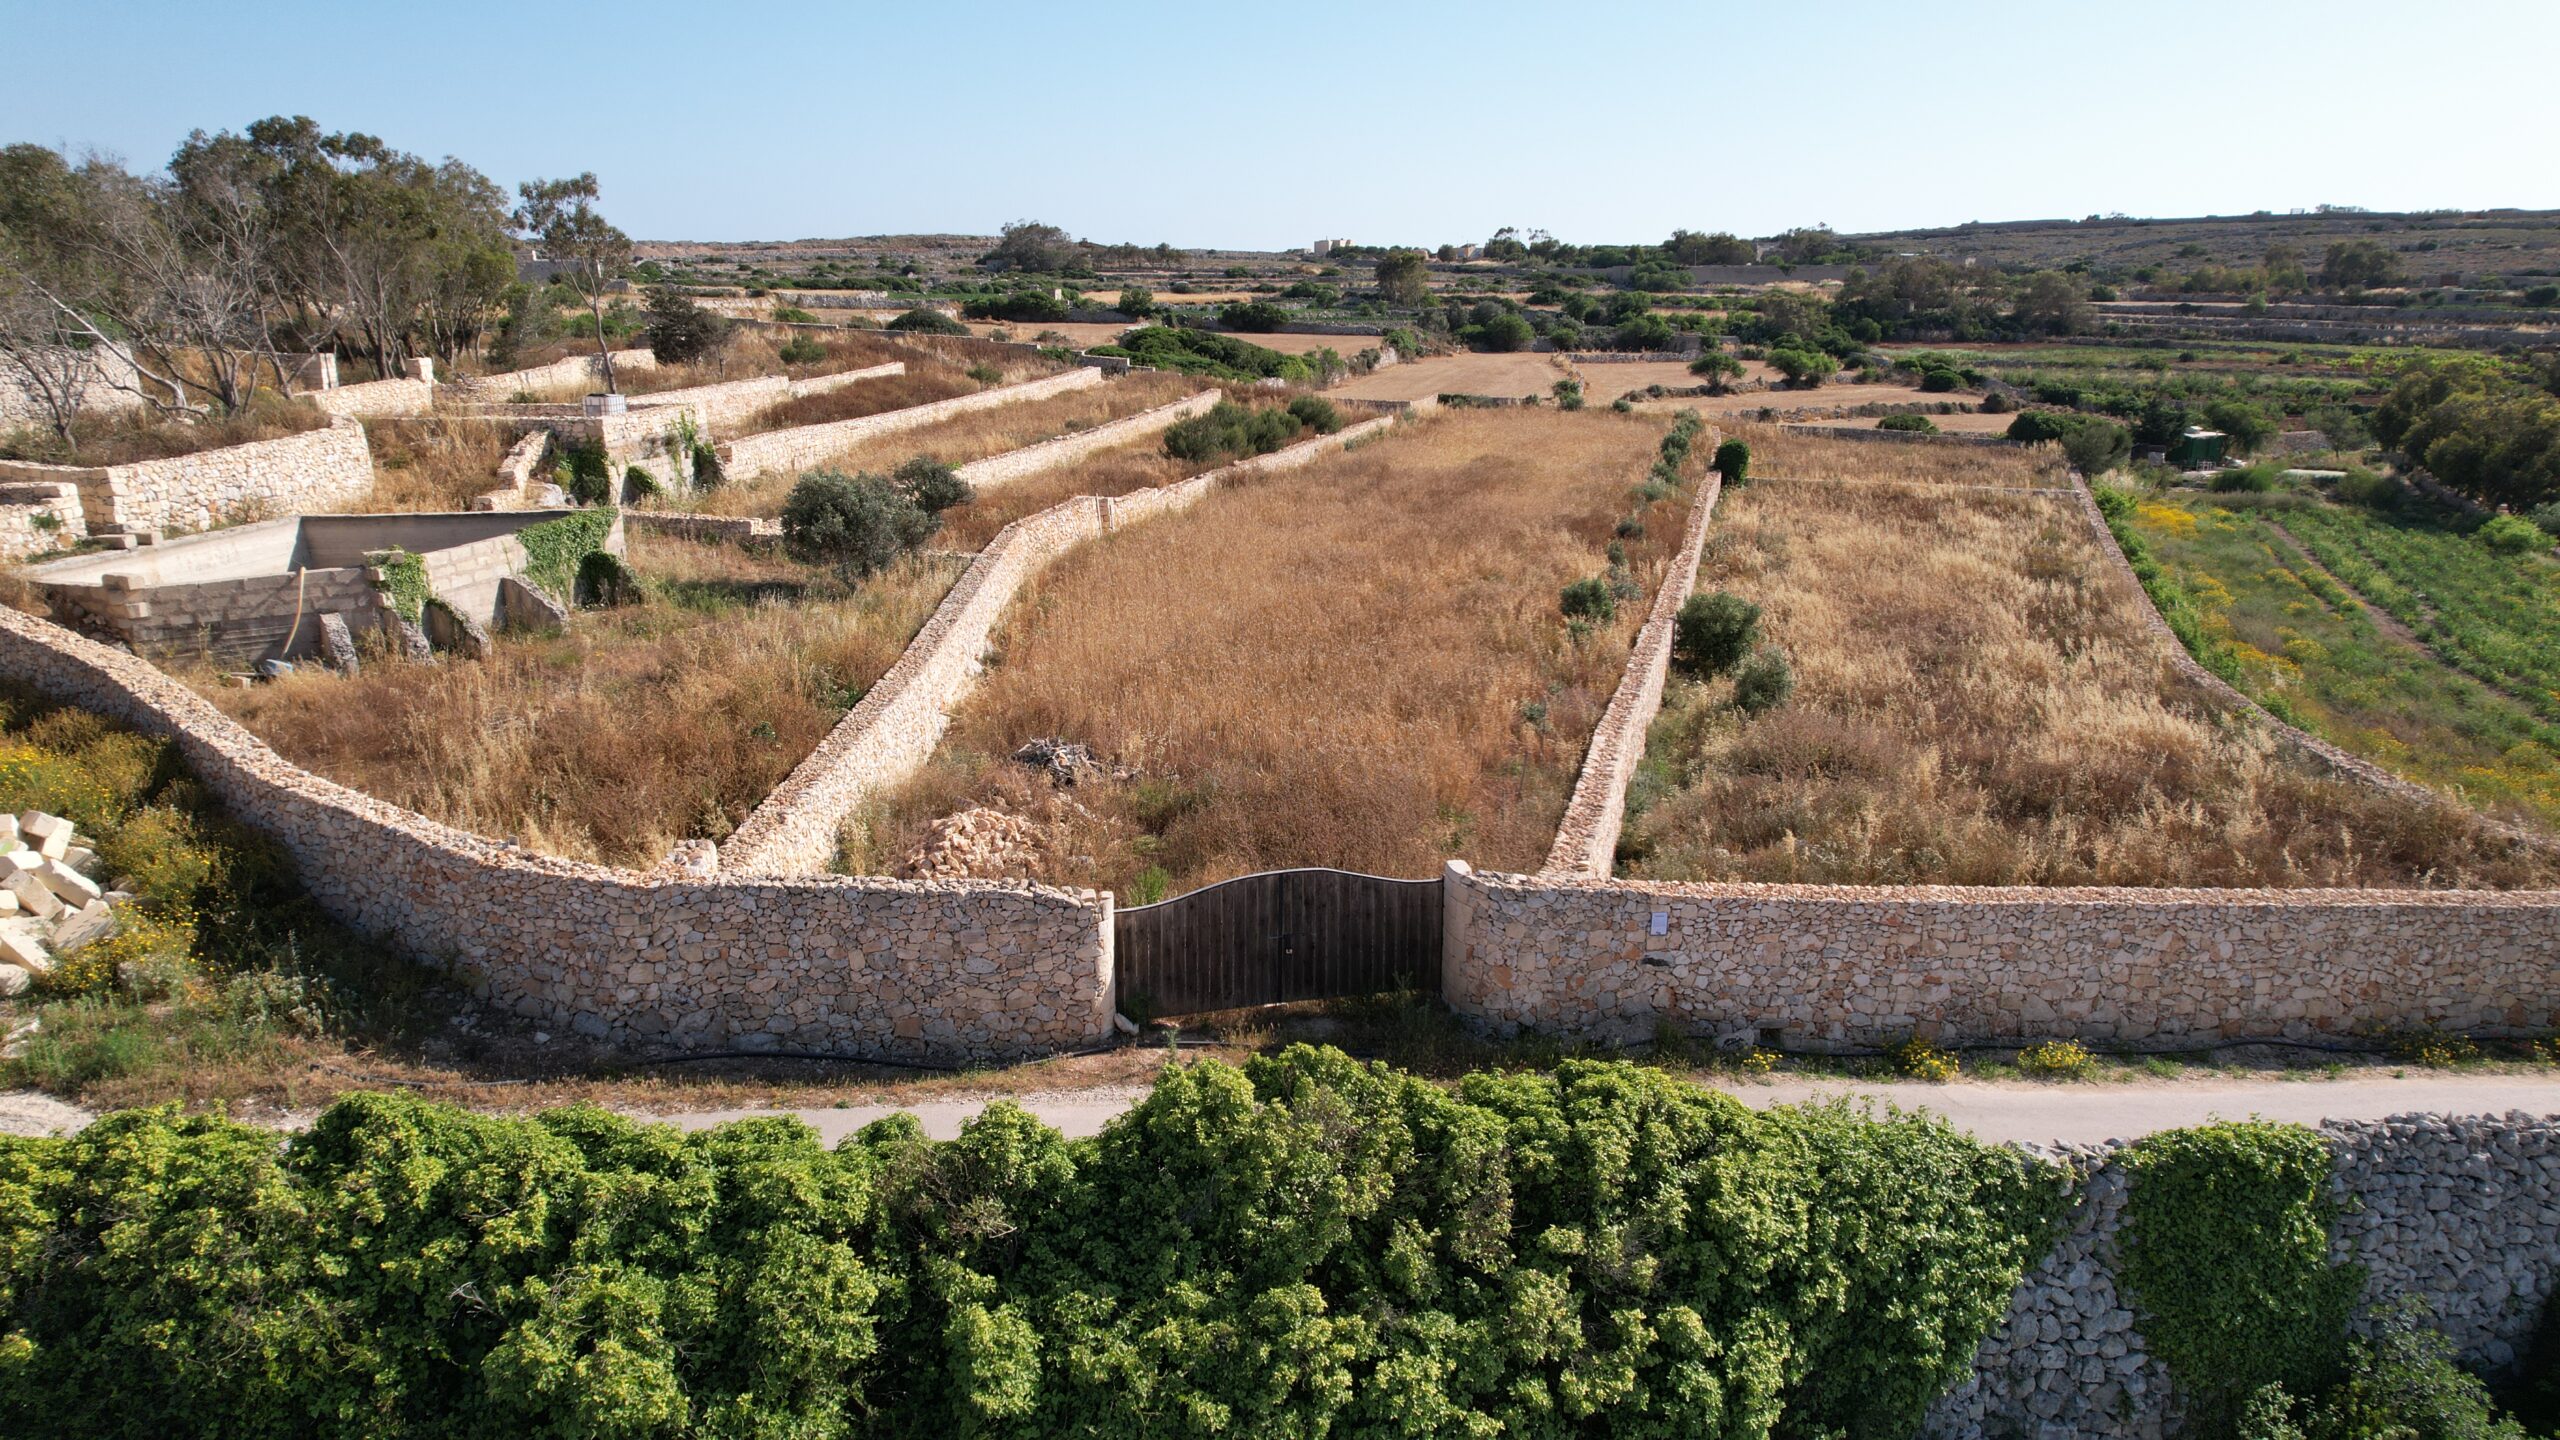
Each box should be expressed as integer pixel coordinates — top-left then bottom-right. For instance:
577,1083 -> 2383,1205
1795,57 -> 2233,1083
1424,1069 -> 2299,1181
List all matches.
497,576 -> 569,632
0,888 -> 16,914
422,598 -> 491,660
0,963 -> 28,998
0,815 -> 16,850
52,902 -> 114,954
19,812 -> 72,859
62,845 -> 98,876
0,924 -> 48,972
0,868 -> 62,920
318,612 -> 362,674
36,858 -> 101,907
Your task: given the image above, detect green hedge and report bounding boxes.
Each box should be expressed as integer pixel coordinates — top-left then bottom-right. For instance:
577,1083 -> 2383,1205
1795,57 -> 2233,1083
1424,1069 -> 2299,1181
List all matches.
0,1050 -> 2062,1438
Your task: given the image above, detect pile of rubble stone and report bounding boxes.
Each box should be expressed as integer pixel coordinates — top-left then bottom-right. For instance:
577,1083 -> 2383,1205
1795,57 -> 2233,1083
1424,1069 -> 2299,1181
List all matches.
897,806 -> 1041,881
0,810 -> 126,997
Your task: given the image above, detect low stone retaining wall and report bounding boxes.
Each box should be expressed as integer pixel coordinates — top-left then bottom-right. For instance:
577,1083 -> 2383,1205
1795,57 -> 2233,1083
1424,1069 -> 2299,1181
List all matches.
1540,461 -> 1722,879
952,390 -> 1219,491
627,361 -> 903,433
0,604 -> 1112,1060
1783,422 -> 2024,449
443,349 -> 657,401
1929,1112 -> 2560,1440
1441,862 -> 2560,1048
718,413 -> 1403,876
718,368 -> 1104,483
306,376 -> 434,420
624,511 -> 781,547
0,481 -> 85,560
0,417 -> 376,536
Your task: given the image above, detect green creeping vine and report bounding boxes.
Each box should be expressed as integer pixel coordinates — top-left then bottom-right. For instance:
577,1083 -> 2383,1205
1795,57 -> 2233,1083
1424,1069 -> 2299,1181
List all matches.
0,1050 -> 2066,1439
368,548 -> 430,623
2119,1121 -> 2364,1422
515,506 -> 618,606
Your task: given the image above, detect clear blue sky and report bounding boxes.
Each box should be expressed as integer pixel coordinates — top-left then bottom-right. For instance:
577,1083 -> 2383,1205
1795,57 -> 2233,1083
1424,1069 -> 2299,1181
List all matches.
7,0 -> 2556,250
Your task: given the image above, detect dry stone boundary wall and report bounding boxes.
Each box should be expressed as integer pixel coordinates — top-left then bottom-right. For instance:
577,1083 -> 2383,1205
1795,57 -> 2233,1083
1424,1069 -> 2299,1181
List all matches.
0,602 -> 1113,1061
1541,454 -> 1722,879
718,368 -> 1104,482
306,375 -> 434,420
442,349 -> 657,401
0,481 -> 85,560
1441,862 -> 2560,1048
627,361 -> 904,433
1928,1112 -> 2560,1440
718,413 -> 1402,877
0,417 -> 375,536
952,390 -> 1220,491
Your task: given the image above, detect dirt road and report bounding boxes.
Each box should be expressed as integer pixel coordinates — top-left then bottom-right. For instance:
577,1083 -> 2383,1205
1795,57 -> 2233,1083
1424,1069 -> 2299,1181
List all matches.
12,1074 -> 2555,1146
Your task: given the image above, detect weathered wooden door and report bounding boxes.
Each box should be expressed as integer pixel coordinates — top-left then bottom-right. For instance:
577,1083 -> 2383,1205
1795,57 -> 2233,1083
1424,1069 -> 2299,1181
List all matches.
1113,868 -> 1443,1018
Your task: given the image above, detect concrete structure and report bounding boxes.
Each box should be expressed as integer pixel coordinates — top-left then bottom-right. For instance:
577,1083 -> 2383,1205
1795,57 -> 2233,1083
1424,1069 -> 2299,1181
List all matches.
26,509 -> 621,666
0,417 -> 375,537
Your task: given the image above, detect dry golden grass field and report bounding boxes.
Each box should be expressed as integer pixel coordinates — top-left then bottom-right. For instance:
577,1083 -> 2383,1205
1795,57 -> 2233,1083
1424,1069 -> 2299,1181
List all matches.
845,407 -> 1701,895
1620,432 -> 2557,889
196,533 -> 960,867
1823,410 -> 2020,435
1732,422 -> 2067,487
682,371 -> 1205,519
1644,381 -> 1958,418
1330,351 -> 1572,403
964,321 -> 1133,348
1570,357 -> 1781,401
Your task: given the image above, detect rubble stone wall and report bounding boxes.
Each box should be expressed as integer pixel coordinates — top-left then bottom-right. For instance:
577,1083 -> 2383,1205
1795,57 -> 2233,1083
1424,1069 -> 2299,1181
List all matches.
719,368 -> 1104,482
719,413 -> 1401,875
627,361 -> 904,433
1441,864 -> 2560,1048
307,376 -> 434,420
1540,460 -> 1721,879
0,600 -> 1115,1059
442,349 -> 658,401
953,389 -> 1219,491
0,417 -> 376,535
1928,1113 -> 2560,1440
0,481 -> 86,560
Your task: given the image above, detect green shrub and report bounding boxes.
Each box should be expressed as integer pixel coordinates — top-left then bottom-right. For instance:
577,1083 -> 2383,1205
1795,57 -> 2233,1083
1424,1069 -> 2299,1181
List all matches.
1712,437 -> 1751,485
1559,576 -> 1617,622
1551,378 -> 1583,411
1163,400 -> 1303,462
2477,513 -> 2549,555
1219,300 -> 1289,332
0,1051 -> 2064,1440
776,332 -> 827,365
893,456 -> 970,514
557,443 -> 611,506
1732,645 -> 1795,713
2242,1305 -> 2527,1440
886,307 -> 969,335
1769,347 -> 1839,387
690,441 -> 723,490
621,463 -> 660,501
772,304 -> 820,324
574,550 -> 641,607
2529,500 -> 2560,537
639,285 -> 729,364
2336,468 -> 2404,511
1285,395 -> 1343,434
1877,413 -> 1939,434
2120,1122 -> 2365,1424
779,469 -> 935,574
1115,286 -> 1154,319
1674,592 -> 1760,676
2214,462 -> 2283,493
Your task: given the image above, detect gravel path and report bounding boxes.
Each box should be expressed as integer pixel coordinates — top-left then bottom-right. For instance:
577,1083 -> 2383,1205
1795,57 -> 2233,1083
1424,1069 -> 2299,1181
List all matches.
15,1074 -> 2552,1146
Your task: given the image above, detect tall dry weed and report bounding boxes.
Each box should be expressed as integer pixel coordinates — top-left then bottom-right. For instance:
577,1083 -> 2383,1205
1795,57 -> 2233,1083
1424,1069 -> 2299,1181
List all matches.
197,534 -> 958,866
1623,455 -> 2557,889
851,408 -> 1696,892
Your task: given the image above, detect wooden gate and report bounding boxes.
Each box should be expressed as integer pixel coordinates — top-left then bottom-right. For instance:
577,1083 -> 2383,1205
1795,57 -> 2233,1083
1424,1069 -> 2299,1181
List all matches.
1114,868 -> 1443,1018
